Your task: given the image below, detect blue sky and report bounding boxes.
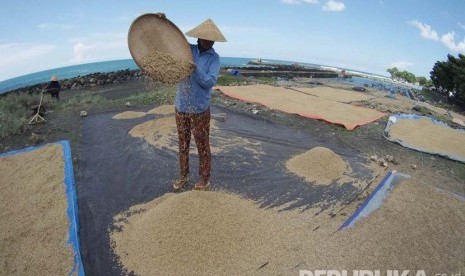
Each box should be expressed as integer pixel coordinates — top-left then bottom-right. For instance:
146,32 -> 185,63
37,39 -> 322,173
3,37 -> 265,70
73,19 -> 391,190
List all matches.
1,0 -> 464,81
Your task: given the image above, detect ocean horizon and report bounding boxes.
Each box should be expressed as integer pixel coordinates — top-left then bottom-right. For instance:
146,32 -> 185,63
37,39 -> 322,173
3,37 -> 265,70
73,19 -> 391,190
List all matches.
0,57 -> 390,94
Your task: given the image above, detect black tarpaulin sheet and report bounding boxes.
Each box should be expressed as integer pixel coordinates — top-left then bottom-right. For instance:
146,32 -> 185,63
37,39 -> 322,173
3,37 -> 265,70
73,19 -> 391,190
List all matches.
76,105 -> 375,275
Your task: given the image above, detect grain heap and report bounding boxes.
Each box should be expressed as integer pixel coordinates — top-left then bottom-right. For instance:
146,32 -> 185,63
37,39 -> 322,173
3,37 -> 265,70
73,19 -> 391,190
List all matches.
0,144 -> 74,275
110,178 -> 465,275
140,52 -> 195,84
112,111 -> 147,120
286,146 -> 350,185
129,115 -> 263,155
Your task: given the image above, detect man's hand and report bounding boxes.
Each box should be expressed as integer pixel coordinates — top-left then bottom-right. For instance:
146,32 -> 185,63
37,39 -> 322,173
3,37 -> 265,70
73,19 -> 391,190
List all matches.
155,12 -> 166,19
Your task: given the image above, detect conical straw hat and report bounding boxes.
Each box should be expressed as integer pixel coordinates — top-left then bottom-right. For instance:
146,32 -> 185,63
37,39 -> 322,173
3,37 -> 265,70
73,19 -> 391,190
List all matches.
50,75 -> 58,81
185,18 -> 227,42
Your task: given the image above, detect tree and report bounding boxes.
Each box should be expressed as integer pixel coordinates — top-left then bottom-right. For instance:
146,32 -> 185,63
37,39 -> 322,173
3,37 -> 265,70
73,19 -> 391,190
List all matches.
386,67 -> 422,84
430,54 -> 465,105
416,76 -> 428,86
387,67 -> 399,78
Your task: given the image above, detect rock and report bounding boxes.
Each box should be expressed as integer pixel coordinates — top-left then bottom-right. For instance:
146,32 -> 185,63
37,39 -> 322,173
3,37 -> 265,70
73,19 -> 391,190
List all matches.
385,155 -> 394,162
379,160 -> 388,167
29,133 -> 43,145
252,109 -> 259,115
411,164 -> 417,170
352,86 -> 367,92
370,155 -> 378,161
80,111 -> 88,117
125,101 -> 132,107
71,83 -> 80,90
391,158 -> 400,165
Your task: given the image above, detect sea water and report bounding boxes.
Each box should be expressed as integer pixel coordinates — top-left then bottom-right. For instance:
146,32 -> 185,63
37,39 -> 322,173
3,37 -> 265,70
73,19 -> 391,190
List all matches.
0,57 -> 256,94
0,57 -> 399,95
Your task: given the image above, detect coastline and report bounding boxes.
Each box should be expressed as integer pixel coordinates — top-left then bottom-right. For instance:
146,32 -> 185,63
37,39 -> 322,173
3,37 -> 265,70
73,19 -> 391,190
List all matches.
0,57 -> 396,96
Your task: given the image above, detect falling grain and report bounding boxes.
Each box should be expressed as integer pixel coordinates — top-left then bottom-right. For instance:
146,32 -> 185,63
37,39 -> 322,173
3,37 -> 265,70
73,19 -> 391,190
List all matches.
140,52 -> 195,84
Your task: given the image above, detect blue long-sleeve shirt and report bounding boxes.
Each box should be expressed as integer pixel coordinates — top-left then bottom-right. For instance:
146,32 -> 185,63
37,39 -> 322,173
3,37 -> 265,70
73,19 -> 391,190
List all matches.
175,44 -> 220,113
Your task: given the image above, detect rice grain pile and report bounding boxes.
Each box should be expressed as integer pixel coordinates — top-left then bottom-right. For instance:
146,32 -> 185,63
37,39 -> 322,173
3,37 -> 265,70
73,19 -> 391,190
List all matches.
389,117 -> 465,158
110,191 -> 310,275
140,52 -> 194,84
146,104 -> 175,115
110,178 -> 465,275
0,144 -> 74,275
286,146 -> 350,185
129,116 -> 263,155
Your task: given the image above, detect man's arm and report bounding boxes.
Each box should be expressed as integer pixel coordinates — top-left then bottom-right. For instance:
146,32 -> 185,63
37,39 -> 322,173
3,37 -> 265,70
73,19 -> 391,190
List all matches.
192,56 -> 220,90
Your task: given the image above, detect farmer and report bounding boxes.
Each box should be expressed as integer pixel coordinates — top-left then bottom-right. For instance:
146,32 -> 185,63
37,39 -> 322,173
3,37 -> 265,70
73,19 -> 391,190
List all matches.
172,18 -> 227,191
46,75 -> 61,100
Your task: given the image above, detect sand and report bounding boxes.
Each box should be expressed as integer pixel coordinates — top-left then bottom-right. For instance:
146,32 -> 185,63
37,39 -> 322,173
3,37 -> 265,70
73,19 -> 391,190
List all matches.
216,84 -> 385,130
140,52 -> 194,84
388,117 -> 465,158
286,147 -> 351,185
0,144 -> 74,275
112,111 -> 147,120
110,178 -> 465,275
129,115 -> 264,155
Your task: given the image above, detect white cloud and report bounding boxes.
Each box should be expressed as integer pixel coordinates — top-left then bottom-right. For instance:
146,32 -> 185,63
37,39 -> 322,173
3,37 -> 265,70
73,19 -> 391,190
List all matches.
440,32 -> 465,53
409,20 -> 465,54
38,23 -> 75,31
281,0 -> 318,5
0,42 -> 57,81
71,42 -> 94,63
69,32 -> 129,63
389,61 -> 414,69
323,0 -> 346,12
458,22 -> 465,30
0,43 -> 56,67
408,20 -> 439,41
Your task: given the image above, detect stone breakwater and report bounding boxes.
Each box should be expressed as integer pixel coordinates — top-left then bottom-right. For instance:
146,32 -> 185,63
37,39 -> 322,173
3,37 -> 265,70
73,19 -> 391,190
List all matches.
1,69 -> 144,97
2,65 -> 339,97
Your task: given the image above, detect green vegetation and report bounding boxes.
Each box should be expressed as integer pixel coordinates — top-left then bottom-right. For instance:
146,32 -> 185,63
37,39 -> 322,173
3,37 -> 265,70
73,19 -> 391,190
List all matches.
0,92 -> 58,138
386,67 -> 432,86
216,75 -> 245,86
0,86 -> 178,138
60,94 -> 109,109
120,86 -> 176,105
430,54 -> 465,107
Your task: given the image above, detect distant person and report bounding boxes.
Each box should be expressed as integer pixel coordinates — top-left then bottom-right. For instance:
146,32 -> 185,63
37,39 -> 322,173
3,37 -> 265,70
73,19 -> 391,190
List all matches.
46,75 -> 61,100
170,16 -> 227,191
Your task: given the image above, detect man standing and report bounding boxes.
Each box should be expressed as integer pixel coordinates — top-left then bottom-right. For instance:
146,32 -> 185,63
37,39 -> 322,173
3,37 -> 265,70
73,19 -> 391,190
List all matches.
173,18 -> 227,191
